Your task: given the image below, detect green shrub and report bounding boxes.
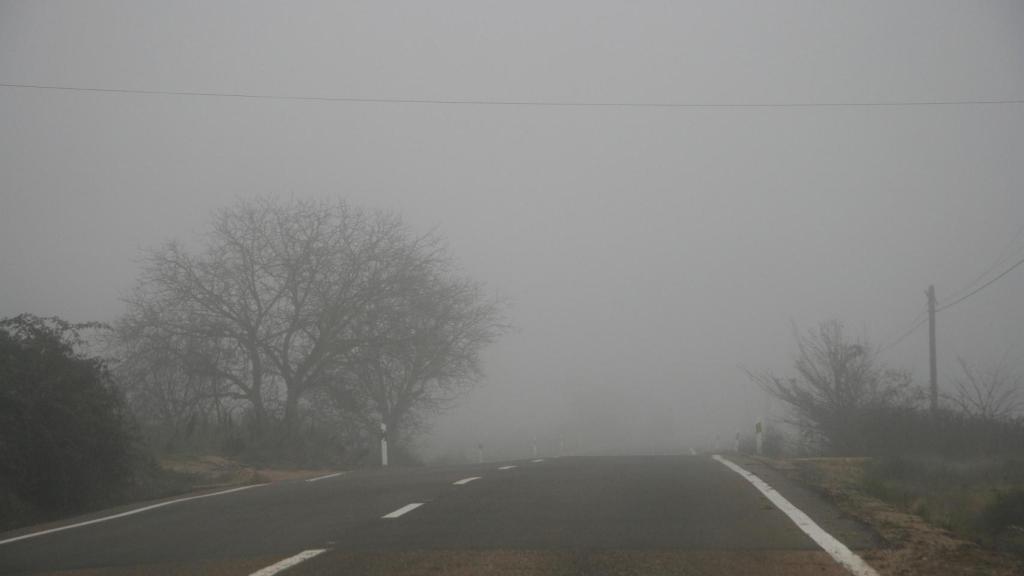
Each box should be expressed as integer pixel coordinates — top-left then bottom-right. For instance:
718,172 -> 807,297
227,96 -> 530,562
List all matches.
0,315 -> 137,527
981,489 -> 1024,536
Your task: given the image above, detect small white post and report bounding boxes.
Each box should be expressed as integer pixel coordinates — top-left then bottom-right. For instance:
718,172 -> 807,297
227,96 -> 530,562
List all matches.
476,443 -> 484,464
380,422 -> 389,467
755,420 -> 763,456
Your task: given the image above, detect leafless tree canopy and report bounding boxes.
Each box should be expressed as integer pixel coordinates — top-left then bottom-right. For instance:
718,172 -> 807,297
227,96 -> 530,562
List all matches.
947,357 -> 1021,421
338,272 -> 506,446
116,197 -> 506,459
749,319 -> 918,454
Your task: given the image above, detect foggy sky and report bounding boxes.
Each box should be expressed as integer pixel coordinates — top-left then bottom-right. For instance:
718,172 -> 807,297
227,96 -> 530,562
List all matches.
2,1 -> 1023,458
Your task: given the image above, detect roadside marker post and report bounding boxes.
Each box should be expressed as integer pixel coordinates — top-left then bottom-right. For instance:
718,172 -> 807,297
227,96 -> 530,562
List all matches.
755,420 -> 763,455
380,422 -> 388,467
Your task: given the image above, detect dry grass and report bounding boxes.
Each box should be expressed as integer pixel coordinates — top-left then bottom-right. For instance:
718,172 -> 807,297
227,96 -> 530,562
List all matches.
158,454 -> 339,487
764,456 -> 1024,575
859,456 -> 1024,553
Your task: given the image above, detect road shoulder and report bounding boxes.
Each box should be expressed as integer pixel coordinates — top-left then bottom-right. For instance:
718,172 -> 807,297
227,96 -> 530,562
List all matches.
746,455 -> 1023,576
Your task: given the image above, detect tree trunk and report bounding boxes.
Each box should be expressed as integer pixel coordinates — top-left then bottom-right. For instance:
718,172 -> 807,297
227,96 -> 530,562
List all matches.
249,387 -> 265,439
248,344 -> 266,438
284,386 -> 301,439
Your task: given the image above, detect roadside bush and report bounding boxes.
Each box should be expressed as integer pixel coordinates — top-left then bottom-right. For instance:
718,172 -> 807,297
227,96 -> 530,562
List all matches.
864,454 -> 1024,555
750,320 -> 919,455
857,406 -> 1024,458
0,315 -> 137,528
762,424 -> 786,458
981,489 -> 1024,538
121,455 -> 196,504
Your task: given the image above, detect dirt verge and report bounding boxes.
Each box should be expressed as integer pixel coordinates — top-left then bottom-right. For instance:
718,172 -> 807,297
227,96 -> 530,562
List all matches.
159,455 -> 341,488
755,456 -> 1022,576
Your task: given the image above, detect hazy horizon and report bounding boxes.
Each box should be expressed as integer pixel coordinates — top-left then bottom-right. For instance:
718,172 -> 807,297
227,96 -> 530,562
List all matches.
3,0 -> 1023,460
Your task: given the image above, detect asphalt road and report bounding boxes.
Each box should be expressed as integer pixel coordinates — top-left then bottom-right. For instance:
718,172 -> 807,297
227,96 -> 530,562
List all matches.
0,455 -> 882,575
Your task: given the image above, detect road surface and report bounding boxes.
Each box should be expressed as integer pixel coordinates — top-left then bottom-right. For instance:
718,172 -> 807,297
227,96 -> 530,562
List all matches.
0,455 -> 882,575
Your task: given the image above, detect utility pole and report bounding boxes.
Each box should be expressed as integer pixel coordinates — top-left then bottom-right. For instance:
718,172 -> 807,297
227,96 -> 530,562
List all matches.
927,285 -> 938,415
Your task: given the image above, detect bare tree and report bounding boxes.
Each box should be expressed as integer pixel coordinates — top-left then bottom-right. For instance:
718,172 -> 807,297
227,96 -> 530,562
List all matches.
121,198 -> 444,442
749,319 -> 917,454
339,268 -> 507,448
947,357 -> 1021,421
111,316 -> 232,447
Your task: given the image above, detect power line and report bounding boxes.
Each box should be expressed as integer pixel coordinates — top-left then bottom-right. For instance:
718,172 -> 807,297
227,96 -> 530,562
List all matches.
939,222 -> 1024,305
937,254 -> 1024,313
884,227 -> 1024,356
879,312 -> 928,353
2,82 -> 1024,109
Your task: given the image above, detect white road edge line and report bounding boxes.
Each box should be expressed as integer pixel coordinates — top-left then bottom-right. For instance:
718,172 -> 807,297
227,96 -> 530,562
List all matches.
453,476 -> 481,485
713,455 -> 879,576
531,459 -> 545,463
249,549 -> 327,576
498,465 -> 517,470
306,472 -> 346,483
0,484 -> 266,546
382,502 -> 424,519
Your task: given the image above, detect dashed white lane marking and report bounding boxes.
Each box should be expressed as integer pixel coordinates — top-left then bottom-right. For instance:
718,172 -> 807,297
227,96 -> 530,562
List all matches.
453,476 -> 481,485
382,502 -> 424,519
0,484 -> 266,546
531,459 -> 545,463
249,549 -> 327,576
305,472 -> 346,483
713,455 -> 879,576
498,465 -> 517,470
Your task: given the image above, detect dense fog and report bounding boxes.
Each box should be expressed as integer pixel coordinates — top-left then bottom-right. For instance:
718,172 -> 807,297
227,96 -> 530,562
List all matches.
2,1 -> 1023,462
